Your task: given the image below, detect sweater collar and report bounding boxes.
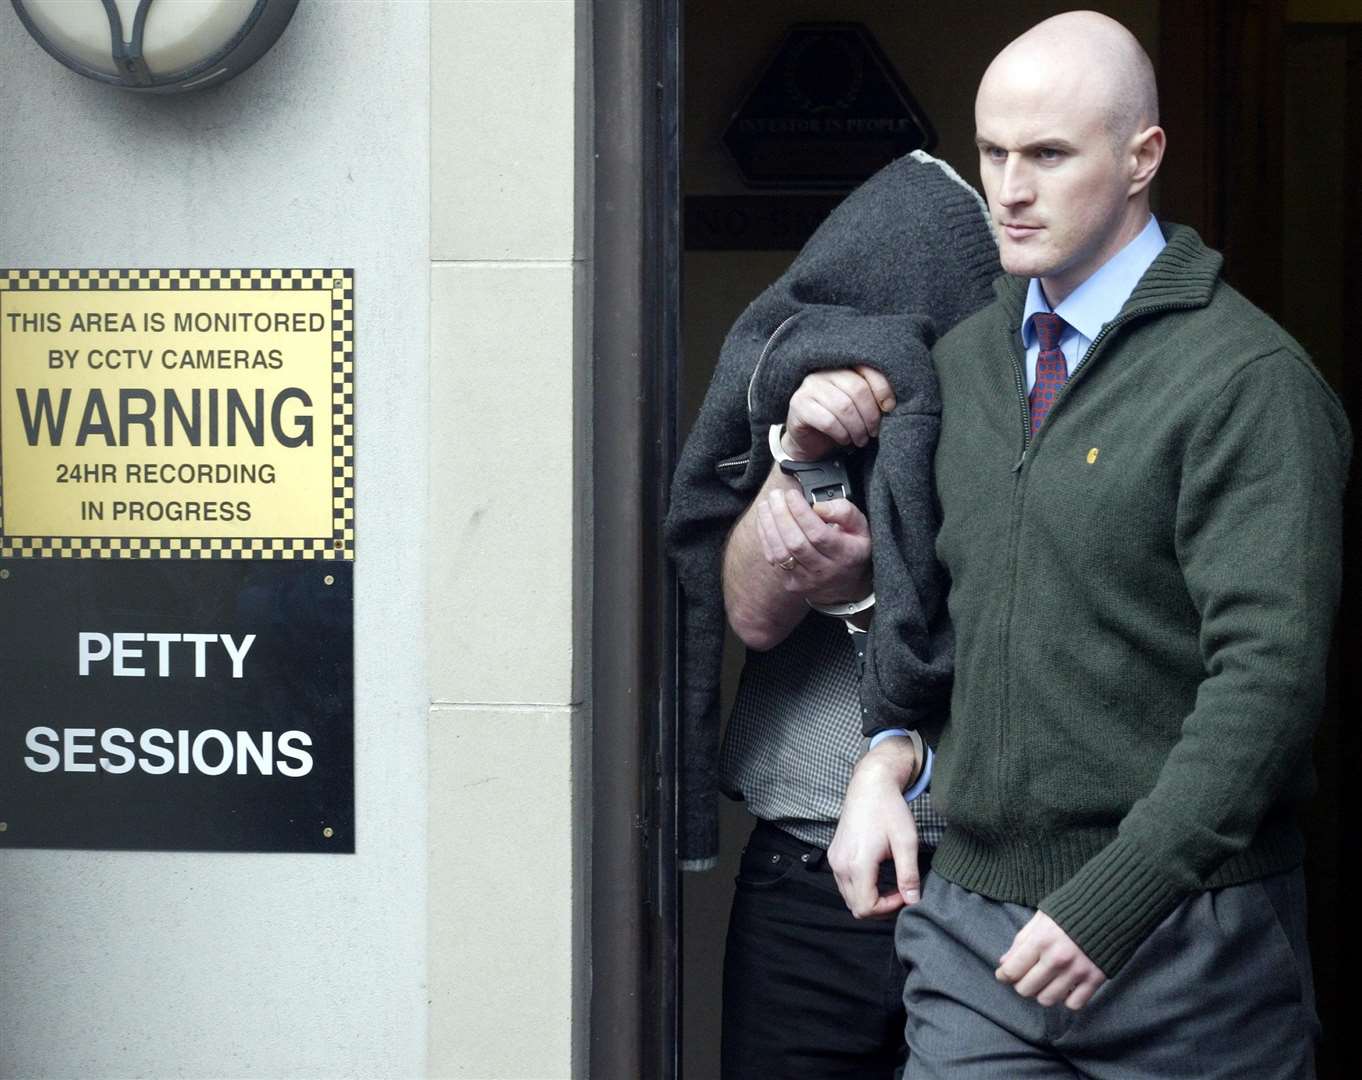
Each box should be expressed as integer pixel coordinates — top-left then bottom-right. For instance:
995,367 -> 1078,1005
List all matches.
993,223 -> 1223,331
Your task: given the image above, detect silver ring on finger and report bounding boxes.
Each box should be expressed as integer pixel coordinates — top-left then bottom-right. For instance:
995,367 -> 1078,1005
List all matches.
778,556 -> 797,572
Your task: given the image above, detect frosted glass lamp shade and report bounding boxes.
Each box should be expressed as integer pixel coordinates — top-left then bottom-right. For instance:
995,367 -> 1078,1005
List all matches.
11,0 -> 300,92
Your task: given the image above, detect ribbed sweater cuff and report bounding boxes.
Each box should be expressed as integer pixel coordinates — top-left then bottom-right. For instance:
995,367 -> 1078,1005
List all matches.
1037,836 -> 1184,978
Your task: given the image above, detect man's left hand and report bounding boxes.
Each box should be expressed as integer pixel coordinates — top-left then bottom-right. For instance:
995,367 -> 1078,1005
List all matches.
996,911 -> 1106,1011
828,737 -> 922,918
754,488 -> 871,605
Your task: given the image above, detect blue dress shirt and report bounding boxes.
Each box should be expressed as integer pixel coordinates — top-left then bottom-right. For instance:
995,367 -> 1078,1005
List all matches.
1020,215 -> 1166,390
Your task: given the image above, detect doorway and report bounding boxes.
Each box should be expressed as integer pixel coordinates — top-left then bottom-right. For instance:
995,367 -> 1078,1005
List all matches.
673,2 -> 1360,1078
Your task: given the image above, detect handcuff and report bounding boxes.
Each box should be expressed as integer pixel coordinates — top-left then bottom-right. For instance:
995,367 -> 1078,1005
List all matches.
770,426 -> 926,794
768,423 -> 875,628
768,422 -> 853,504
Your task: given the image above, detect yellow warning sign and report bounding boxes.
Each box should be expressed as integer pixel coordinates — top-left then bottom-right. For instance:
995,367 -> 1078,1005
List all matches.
0,269 -> 354,560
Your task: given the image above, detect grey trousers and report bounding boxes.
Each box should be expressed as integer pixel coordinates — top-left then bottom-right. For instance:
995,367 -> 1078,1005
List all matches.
895,871 -> 1319,1079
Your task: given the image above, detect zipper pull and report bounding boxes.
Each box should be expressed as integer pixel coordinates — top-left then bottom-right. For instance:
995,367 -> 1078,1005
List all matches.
1012,449 -> 1027,473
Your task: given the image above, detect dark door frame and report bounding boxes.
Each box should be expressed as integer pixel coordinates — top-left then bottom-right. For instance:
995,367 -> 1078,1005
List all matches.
590,1 -> 683,1077
1162,9 -> 1361,1073
589,2 -> 1359,1075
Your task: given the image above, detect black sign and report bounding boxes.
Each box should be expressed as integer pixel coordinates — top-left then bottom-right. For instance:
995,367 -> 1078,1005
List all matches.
724,23 -> 935,190
0,559 -> 353,852
685,195 -> 845,251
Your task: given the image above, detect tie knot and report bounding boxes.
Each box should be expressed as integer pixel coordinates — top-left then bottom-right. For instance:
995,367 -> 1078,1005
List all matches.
1031,312 -> 1065,352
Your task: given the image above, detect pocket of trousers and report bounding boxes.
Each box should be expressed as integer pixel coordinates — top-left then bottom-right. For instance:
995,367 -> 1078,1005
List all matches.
1252,876 -> 1312,1010
1204,879 -> 1306,1011
734,847 -> 799,890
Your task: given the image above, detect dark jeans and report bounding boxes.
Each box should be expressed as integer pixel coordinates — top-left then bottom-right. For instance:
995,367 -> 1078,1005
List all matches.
721,820 -> 933,1080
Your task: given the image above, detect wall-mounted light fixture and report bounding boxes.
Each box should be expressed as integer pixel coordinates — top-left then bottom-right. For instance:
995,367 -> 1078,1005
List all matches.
11,0 -> 300,93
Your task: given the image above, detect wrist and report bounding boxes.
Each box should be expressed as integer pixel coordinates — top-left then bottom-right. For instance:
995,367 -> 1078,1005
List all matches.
902,745 -> 933,802
806,564 -> 873,610
769,422 -> 824,463
858,735 -> 920,788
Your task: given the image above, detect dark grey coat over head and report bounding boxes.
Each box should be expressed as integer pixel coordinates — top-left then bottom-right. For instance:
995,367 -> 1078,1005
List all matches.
664,152 -> 1001,867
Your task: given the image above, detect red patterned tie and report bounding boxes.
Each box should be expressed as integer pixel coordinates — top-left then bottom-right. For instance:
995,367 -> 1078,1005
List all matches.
1028,312 -> 1068,436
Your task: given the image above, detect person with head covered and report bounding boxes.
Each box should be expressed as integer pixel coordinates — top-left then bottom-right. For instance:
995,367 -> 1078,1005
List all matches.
666,146 -> 1000,1076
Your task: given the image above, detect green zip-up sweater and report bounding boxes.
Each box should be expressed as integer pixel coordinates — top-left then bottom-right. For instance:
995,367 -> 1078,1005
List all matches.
862,224 -> 1351,977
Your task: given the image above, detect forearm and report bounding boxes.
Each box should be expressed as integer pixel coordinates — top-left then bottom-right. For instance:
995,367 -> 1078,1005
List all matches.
1040,353 -> 1350,977
721,463 -> 813,650
1040,608 -> 1334,975
856,734 -> 921,791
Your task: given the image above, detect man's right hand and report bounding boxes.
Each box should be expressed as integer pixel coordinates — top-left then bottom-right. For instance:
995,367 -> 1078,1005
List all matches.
782,365 -> 896,461
828,736 -> 921,918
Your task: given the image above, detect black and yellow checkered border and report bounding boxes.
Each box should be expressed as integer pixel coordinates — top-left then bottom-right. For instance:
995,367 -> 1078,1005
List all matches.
0,267 -> 342,291
0,268 -> 354,562
0,535 -> 345,559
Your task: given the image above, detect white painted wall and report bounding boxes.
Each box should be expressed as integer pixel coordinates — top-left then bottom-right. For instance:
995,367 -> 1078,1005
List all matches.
0,5 -> 431,1078
426,2 -> 586,1077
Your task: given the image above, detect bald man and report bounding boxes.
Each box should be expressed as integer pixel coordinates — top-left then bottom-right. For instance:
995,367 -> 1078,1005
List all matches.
829,12 -> 1349,1078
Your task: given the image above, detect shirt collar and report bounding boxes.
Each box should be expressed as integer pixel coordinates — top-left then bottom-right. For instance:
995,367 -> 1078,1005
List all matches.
1022,216 -> 1166,344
